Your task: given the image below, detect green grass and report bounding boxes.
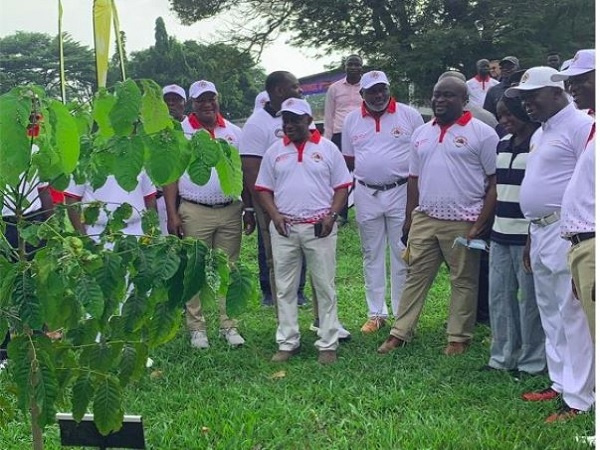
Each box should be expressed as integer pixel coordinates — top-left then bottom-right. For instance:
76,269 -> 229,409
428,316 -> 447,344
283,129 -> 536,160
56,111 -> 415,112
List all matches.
0,212 -> 595,449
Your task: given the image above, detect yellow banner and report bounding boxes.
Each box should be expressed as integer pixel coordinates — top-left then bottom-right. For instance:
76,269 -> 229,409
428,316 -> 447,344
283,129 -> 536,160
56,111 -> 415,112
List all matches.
93,0 -> 112,88
111,0 -> 126,81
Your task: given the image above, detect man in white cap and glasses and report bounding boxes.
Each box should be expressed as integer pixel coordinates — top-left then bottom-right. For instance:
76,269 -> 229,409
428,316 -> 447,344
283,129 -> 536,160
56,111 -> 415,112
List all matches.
504,66 -> 594,422
551,49 -> 595,345
378,76 -> 498,356
163,80 -> 247,350
342,70 -> 424,334
255,98 -> 352,365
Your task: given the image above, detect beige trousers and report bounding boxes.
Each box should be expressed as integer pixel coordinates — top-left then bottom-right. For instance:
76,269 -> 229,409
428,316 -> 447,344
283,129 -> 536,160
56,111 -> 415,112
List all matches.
179,199 -> 242,331
390,211 -> 481,343
568,237 -> 595,343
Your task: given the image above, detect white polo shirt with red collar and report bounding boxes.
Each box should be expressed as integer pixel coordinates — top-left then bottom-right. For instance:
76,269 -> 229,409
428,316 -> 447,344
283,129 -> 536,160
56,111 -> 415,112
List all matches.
520,103 -> 593,220
466,75 -> 499,107
561,130 -> 595,237
64,173 -> 156,238
342,100 -> 424,185
178,112 -> 242,205
239,107 -> 283,158
410,111 -> 498,222
255,130 -> 352,223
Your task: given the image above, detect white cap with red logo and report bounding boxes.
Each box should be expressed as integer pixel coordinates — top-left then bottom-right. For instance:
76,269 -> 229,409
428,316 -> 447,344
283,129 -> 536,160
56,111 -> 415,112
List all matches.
360,70 -> 390,90
162,84 -> 186,100
278,98 -> 312,116
551,49 -> 595,81
505,67 -> 564,98
189,80 -> 218,99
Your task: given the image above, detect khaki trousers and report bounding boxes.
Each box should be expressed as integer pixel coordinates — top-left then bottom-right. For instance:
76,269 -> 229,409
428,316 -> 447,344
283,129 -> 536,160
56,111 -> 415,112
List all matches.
390,211 -> 481,343
270,222 -> 339,351
568,237 -> 595,343
179,199 -> 242,331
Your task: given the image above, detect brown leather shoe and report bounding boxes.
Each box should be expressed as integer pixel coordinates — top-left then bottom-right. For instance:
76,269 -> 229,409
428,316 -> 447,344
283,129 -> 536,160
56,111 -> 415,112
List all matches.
271,347 -> 301,362
522,387 -> 560,402
317,350 -> 337,365
444,341 -> 470,355
377,335 -> 407,354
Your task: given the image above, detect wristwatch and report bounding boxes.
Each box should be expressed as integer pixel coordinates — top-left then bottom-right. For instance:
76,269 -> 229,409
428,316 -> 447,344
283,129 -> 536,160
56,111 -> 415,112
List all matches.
329,211 -> 339,221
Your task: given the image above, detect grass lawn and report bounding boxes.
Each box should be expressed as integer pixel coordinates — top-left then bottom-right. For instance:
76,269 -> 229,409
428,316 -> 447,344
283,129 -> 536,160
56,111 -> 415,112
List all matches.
0,212 -> 595,449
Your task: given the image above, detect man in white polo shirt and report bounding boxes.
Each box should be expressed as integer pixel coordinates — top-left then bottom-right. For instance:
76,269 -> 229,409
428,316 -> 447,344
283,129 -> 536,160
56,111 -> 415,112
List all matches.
378,76 -> 498,355
163,80 -> 246,350
505,66 -> 594,423
552,49 -> 595,344
342,70 -> 424,333
255,99 -> 352,365
466,59 -> 500,107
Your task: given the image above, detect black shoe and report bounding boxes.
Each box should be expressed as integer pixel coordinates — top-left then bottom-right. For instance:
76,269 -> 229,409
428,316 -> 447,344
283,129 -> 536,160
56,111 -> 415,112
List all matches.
297,293 -> 308,307
261,293 -> 274,307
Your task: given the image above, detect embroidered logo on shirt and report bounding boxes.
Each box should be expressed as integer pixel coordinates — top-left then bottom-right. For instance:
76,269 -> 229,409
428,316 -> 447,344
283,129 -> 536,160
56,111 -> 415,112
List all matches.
311,152 -> 323,162
275,154 -> 290,163
391,126 -> 406,138
415,139 -> 429,148
454,136 -> 468,147
352,132 -> 368,142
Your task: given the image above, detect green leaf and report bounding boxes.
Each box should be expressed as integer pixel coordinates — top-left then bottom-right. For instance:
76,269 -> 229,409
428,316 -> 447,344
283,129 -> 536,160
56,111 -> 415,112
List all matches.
0,257 -> 17,308
153,244 -> 181,281
144,128 -> 184,185
181,239 -> 207,303
141,209 -> 159,236
7,335 -> 33,413
214,140 -> 243,197
105,203 -> 133,234
140,79 -> 173,135
20,223 -> 41,247
15,269 -> 43,330
0,91 -> 31,184
83,202 -> 102,225
67,318 -> 99,346
93,375 -> 124,436
33,338 -> 59,427
187,158 -> 212,186
75,275 -> 104,319
94,252 -> 126,300
92,89 -> 116,138
226,264 -> 257,316
190,130 -> 220,166
113,136 -> 144,192
72,372 -> 94,422
122,290 -> 148,333
48,99 -> 80,173
147,302 -> 180,347
117,344 -> 147,387
109,79 -> 142,137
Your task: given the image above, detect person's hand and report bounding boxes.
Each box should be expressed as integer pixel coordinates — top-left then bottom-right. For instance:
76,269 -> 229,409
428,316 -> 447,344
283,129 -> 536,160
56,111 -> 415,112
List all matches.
571,279 -> 580,300
523,239 -> 532,273
272,213 -> 290,237
467,221 -> 487,241
167,213 -> 184,238
402,219 -> 411,243
243,210 -> 256,235
319,215 -> 336,237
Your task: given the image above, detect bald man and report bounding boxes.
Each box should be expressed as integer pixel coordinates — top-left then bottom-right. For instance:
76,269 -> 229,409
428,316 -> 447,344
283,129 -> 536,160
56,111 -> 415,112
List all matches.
378,77 -> 499,355
467,59 -> 500,107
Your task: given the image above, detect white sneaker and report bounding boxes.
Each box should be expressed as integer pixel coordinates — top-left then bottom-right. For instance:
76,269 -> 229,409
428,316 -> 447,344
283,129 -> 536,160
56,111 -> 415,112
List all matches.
190,330 -> 210,349
0,360 -> 7,372
220,328 -> 245,347
338,326 -> 351,341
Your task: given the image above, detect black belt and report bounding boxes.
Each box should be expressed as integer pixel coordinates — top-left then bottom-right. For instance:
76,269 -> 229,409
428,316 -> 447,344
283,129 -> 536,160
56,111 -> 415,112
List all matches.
568,232 -> 595,245
155,191 -> 163,199
358,178 -> 408,191
182,198 -> 233,209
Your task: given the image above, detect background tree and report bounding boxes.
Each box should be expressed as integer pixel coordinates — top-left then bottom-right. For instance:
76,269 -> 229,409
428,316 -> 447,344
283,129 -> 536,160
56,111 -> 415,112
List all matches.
168,0 -> 594,103
126,17 -> 265,119
0,31 -> 96,101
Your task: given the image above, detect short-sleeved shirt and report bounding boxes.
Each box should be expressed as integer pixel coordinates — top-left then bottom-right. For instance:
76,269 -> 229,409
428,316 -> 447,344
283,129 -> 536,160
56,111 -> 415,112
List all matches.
255,131 -> 352,223
410,111 -> 499,222
178,113 -> 242,204
238,105 -> 283,158
64,173 -> 156,238
342,100 -> 424,185
466,75 -> 500,107
520,103 -> 593,220
561,133 -> 595,236
324,77 -> 363,138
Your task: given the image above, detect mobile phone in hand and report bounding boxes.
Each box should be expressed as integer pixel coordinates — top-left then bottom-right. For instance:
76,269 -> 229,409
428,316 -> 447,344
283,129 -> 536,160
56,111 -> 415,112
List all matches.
314,222 -> 323,237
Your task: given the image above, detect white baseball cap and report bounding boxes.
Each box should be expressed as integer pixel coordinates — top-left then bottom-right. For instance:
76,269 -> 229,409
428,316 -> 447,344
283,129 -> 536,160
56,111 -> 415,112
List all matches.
551,49 -> 595,81
162,84 -> 186,100
505,66 -> 564,98
189,80 -> 218,99
360,70 -> 390,90
278,98 -> 312,116
254,91 -> 270,110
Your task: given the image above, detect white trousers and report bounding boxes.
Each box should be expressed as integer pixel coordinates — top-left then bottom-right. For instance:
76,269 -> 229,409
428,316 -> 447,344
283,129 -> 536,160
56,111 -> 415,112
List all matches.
270,222 -> 339,352
157,196 -> 169,236
354,182 -> 408,319
530,221 -> 594,411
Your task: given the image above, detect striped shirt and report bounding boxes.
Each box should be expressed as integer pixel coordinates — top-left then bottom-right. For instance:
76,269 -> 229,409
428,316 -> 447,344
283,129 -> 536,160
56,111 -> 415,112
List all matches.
491,134 -> 532,245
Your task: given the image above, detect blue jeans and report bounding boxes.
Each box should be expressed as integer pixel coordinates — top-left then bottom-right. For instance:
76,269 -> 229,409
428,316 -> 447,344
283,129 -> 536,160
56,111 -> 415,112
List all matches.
488,241 -> 546,373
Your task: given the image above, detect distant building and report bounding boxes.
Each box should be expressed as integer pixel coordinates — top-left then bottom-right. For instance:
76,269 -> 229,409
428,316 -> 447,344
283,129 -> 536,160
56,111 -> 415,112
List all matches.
299,69 -> 345,124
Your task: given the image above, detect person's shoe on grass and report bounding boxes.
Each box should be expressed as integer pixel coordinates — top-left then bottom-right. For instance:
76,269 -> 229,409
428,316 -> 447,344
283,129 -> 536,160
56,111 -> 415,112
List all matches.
545,399 -> 584,423
318,350 -> 337,365
444,341 -> 470,356
361,317 -> 386,334
190,330 -> 210,349
220,328 -> 245,347
521,387 -> 559,402
377,335 -> 407,354
271,347 -> 300,362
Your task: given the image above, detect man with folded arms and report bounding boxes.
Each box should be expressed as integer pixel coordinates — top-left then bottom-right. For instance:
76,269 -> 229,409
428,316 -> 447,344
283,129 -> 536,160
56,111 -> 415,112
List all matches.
505,66 -> 594,422
552,49 -> 595,344
378,76 -> 498,356
164,80 -> 245,349
255,99 -> 352,365
342,70 -> 424,333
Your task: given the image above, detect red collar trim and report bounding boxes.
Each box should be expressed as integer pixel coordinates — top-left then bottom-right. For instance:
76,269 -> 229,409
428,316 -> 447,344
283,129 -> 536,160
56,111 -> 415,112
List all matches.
474,74 -> 491,83
283,129 -> 321,146
432,111 -> 473,127
188,112 -> 226,130
361,98 -> 397,117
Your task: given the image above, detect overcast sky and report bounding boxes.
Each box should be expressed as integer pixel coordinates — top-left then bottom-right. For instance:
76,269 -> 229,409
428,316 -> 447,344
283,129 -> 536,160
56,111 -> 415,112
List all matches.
0,0 -> 341,77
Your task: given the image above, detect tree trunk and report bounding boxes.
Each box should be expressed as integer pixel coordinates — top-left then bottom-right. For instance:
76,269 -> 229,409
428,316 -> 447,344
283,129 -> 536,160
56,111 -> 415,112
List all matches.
31,403 -> 44,450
